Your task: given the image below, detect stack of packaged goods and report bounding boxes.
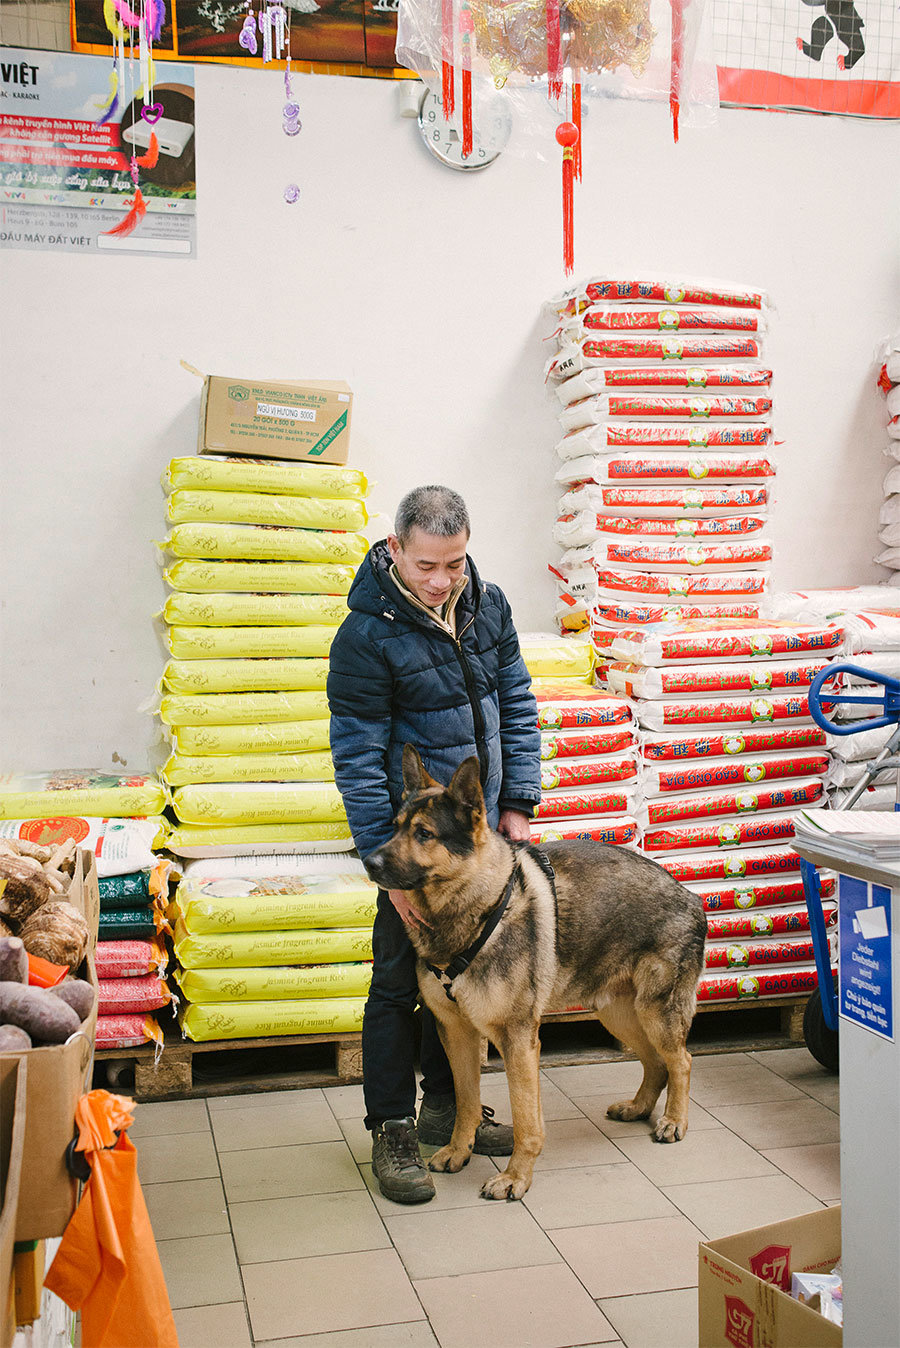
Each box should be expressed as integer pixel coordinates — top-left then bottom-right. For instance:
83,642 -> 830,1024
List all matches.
158,456 -> 370,859
877,330 -> 900,581
0,773 -> 172,1052
518,638 -> 639,849
167,859 -> 376,1042
602,619 -> 844,1006
543,276 -> 775,657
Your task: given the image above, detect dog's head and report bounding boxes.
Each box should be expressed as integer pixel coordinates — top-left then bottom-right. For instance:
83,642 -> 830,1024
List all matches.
364,745 -> 487,894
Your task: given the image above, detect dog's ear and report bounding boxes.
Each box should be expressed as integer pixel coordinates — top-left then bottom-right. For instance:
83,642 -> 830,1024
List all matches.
402,744 -> 439,797
448,756 -> 484,814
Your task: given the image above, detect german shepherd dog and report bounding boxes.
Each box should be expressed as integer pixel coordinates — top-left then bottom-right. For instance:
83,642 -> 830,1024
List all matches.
364,746 -> 708,1201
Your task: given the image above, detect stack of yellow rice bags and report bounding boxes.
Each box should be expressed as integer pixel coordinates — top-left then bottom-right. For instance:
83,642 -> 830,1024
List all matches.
158,457 -> 369,857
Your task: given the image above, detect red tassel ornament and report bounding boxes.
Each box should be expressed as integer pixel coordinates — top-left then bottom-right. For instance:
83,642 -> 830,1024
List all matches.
104,187 -> 147,237
460,1 -> 474,158
441,0 -> 455,118
669,0 -> 684,143
136,131 -> 159,169
546,0 -> 563,103
572,81 -> 583,182
556,120 -> 578,275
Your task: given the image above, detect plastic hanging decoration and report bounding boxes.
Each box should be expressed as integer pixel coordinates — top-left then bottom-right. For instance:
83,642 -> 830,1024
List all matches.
395,0 -> 718,274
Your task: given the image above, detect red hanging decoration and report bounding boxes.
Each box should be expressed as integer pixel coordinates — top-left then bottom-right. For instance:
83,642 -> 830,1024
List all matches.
460,1 -> 473,158
103,187 -> 147,238
135,131 -> 159,169
669,0 -> 684,143
556,120 -> 578,275
571,81 -> 583,182
441,0 -> 455,118
546,0 -> 563,103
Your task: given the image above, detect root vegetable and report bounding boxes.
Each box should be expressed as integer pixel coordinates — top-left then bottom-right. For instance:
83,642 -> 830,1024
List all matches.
0,856 -> 52,923
0,1024 -> 32,1051
0,982 -> 81,1043
0,936 -> 28,983
19,902 -> 90,971
50,978 -> 96,1022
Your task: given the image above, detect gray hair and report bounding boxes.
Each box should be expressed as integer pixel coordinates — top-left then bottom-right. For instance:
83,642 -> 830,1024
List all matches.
394,485 -> 470,546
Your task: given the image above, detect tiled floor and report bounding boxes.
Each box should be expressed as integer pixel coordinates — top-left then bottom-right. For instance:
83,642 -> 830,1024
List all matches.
135,1047 -> 840,1348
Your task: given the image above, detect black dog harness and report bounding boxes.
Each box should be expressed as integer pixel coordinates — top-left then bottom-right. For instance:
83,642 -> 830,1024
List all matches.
425,843 -> 557,1002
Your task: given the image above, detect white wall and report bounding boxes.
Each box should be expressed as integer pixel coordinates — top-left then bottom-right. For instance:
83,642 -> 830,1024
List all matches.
2,64 -> 899,769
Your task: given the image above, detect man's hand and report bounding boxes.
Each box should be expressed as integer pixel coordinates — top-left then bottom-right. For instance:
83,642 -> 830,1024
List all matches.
498,809 -> 532,843
387,889 -> 430,929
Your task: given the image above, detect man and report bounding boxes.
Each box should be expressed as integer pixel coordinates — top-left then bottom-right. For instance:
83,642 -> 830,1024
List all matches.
327,485 -> 541,1204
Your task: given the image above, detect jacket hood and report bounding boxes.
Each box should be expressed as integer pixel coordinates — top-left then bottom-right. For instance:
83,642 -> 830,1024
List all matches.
347,538 -> 483,625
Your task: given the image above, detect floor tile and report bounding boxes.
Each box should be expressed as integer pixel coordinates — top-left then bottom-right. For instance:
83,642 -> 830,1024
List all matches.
797,1074 -> 840,1112
361,1154 -> 503,1214
661,1174 -> 825,1241
135,1130 -> 220,1185
551,1214 -> 704,1299
230,1190 -> 389,1264
156,1233 -> 244,1310
253,1325 -> 438,1348
543,1061 -> 648,1098
130,1098 -> 210,1138
570,1093 -> 722,1138
531,1116 -> 626,1171
171,1301 -> 252,1348
242,1249 -> 424,1341
211,1092 -> 342,1152
414,1263 -> 618,1348
480,1071 -> 584,1122
220,1139 -> 364,1203
322,1082 -> 366,1120
749,1047 -> 832,1084
522,1161 -> 678,1231
706,1099 -> 840,1149
385,1201 -> 561,1280
339,1114 -> 372,1164
207,1087 -> 324,1112
760,1143 -> 841,1201
144,1176 -> 230,1241
599,1287 -> 698,1348
612,1128 -> 778,1187
686,1058 -> 804,1108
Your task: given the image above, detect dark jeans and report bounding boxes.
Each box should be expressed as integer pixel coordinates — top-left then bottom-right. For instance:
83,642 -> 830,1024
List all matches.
363,890 -> 455,1130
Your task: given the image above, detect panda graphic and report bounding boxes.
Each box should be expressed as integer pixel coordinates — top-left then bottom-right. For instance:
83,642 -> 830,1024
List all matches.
797,0 -> 865,71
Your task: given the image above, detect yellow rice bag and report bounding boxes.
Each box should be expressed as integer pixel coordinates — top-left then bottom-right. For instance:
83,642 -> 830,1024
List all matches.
530,673 -> 596,691
163,593 -> 349,627
170,720 -> 331,755
172,781 -> 346,825
164,456 -> 368,500
166,625 -> 338,661
162,751 -> 335,786
175,963 -> 373,1002
164,560 -> 357,594
172,873 -> 376,933
159,689 -> 330,726
520,634 -> 595,679
180,997 -> 366,1041
173,919 -> 372,967
163,523 -> 368,565
167,489 -> 367,532
0,771 -> 168,820
162,658 -> 329,693
165,821 -> 353,856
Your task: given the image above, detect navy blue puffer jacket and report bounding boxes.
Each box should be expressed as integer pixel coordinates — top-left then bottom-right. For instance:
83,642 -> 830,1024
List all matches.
327,539 -> 541,860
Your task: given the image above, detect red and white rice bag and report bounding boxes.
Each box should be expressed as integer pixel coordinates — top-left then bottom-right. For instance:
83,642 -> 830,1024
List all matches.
531,815 -> 640,847
631,691 -> 814,731
642,813 -> 804,853
559,482 -> 771,519
540,756 -> 637,791
534,785 -> 638,820
540,726 -> 635,760
609,620 -> 842,666
0,815 -> 165,877
692,874 -> 835,914
705,936 -> 816,969
555,365 -> 772,406
641,752 -> 830,798
564,538 -> 773,573
556,424 -> 772,459
94,936 -> 169,980
697,965 -> 824,1003
534,686 -> 631,729
659,844 -> 802,883
589,601 -> 763,628
549,278 -> 767,315
838,609 -> 900,653
594,569 -> 769,602
95,1014 -> 164,1051
641,726 -> 827,761
556,452 -> 777,487
558,394 -> 772,433
638,779 -> 825,830
608,658 -> 829,700
705,902 -> 836,938
555,513 -> 769,550
563,306 -> 767,335
97,974 -> 172,1016
551,567 -> 770,618
549,334 -> 765,380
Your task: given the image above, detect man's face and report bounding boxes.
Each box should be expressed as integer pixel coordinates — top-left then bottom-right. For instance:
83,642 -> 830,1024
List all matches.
387,527 -> 469,610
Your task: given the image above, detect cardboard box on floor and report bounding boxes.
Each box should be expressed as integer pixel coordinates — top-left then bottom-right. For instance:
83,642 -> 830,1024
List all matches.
699,1206 -> 841,1347
0,1056 -> 27,1345
0,850 -> 100,1243
197,372 -> 353,463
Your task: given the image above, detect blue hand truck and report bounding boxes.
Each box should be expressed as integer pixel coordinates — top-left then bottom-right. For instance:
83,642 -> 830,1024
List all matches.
800,662 -> 900,1071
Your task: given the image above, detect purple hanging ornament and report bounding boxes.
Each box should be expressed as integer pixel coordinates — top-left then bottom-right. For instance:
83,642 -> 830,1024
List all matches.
258,7 -> 273,63
239,11 -> 258,54
270,5 -> 286,56
284,184 -> 300,204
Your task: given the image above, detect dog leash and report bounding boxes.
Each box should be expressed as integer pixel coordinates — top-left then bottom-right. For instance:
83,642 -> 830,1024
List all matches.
425,843 -> 557,1002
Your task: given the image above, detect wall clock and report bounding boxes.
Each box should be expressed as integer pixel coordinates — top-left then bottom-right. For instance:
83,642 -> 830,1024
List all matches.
416,86 -> 512,171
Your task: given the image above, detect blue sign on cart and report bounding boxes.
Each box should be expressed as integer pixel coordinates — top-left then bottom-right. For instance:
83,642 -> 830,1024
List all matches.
839,875 -> 894,1041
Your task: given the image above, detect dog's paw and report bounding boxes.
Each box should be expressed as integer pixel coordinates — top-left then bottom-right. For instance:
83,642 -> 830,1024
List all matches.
427,1143 -> 471,1173
606,1098 -> 651,1123
652,1116 -> 686,1143
480,1170 -> 531,1201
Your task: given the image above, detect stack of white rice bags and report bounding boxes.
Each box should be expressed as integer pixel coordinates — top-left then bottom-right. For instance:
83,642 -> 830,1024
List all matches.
877,328 -> 900,580
544,276 -> 776,661
602,617 -> 843,1006
157,456 -> 370,858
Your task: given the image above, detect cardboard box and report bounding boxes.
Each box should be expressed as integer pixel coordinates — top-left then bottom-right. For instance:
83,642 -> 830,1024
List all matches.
0,1056 -> 27,1348
0,851 -> 101,1242
699,1206 -> 841,1347
198,374 -> 353,463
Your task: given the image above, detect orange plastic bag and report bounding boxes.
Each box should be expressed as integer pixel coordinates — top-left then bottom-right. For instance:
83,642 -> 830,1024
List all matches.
44,1090 -> 179,1348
